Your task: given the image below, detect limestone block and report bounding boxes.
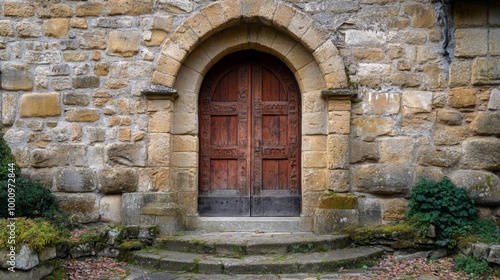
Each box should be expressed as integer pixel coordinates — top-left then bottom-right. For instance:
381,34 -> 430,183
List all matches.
149,167 -> 172,191
448,87 -> 476,108
149,111 -> 172,133
53,193 -> 99,223
2,94 -> 16,126
470,111 -> 500,136
106,143 -> 147,167
144,30 -> 168,47
388,44 -> 404,59
345,30 -> 386,47
70,18 -> 88,29
55,168 -> 96,193
34,2 -> 71,18
328,111 -> 350,134
63,51 -> 88,62
362,91 -> 400,115
415,166 -> 444,182
489,89 -> 500,110
118,128 -> 131,142
16,20 -> 43,37
25,50 -> 62,64
314,209 -> 359,233
272,3 -> 295,30
489,29 -> 500,56
472,58 -> 500,85
379,137 -> 416,165
98,168 -> 138,194
302,135 -> 326,151
451,170 -> 500,205
296,61 -> 326,91
433,125 -> 469,146
86,127 -> 106,143
76,2 -> 104,17
1,63 -> 33,91
106,31 -> 140,57
148,133 -> 171,166
491,5 -> 500,26
436,109 -> 463,125
358,63 -> 391,77
304,151 -> 327,168
351,164 -> 414,195
109,61 -> 153,79
403,3 -> 436,28
327,135 -> 349,169
4,1 -> 35,17
352,48 -> 384,61
388,17 -> 410,29
461,137 -> 500,170
16,245 -> 39,270
79,30 -> 106,50
20,93 -> 60,118
488,245 -> 500,265
171,167 -> 197,192
453,2 -> 487,26
454,28 -> 488,57
65,109 -> 100,122
327,170 -> 350,193
100,195 -> 122,224
72,76 -> 100,88
358,197 -> 382,226
388,72 -> 421,88
383,198 -> 408,221
172,135 -> 198,152
171,152 -> 197,168
349,140 -> 379,164
328,100 -> 351,111
417,146 -> 461,167
109,0 -> 153,15
402,91 -> 433,114
43,18 -> 69,38
302,112 -> 327,135
0,20 -> 13,36
63,93 -> 90,106
302,168 -> 327,192
423,63 -> 447,90
95,17 -> 133,28
352,117 -> 394,142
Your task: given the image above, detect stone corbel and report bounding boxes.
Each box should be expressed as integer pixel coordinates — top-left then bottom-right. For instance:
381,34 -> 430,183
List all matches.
321,88 -> 358,100
141,84 -> 179,101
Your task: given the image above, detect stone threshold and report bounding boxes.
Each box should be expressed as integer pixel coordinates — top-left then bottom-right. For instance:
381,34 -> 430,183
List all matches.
185,216 -> 313,232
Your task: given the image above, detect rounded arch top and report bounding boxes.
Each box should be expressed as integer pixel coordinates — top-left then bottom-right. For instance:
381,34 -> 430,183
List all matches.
152,0 -> 348,90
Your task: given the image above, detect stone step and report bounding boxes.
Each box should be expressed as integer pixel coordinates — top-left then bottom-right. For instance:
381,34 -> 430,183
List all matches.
185,216 -> 311,232
133,246 -> 384,274
153,232 -> 351,256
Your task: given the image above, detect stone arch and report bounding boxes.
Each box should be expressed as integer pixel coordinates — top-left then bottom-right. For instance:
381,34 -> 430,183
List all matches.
152,0 -> 348,90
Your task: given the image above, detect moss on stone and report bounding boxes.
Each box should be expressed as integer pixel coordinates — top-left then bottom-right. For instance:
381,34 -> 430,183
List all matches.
341,223 -> 417,245
319,193 -> 358,210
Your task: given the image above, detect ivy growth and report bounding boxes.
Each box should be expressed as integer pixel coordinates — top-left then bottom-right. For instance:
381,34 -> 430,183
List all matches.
406,177 -> 477,248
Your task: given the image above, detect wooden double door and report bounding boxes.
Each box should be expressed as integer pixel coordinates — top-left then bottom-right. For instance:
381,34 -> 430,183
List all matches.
198,50 -> 301,217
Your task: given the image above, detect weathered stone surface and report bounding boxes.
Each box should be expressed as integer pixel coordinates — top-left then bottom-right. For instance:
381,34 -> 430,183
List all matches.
69,243 -> 94,259
53,193 -> 99,223
100,195 -> 123,224
448,87 -> 476,108
72,76 -> 100,88
0,20 -> 14,36
63,93 -> 90,106
65,109 -> 100,122
449,60 -> 471,87
461,137 -> 500,170
106,143 -> 147,167
76,2 -> 104,17
43,18 -> 69,38
489,88 -> 500,110
402,91 -> 433,114
362,91 -> 400,115
472,58 -> 500,85
403,3 -> 436,28
2,94 -> 17,126
98,168 -> 137,194
4,1 -> 35,17
109,0 -> 153,15
55,168 -> 96,193
79,30 -> 106,49
351,164 -> 414,194
488,245 -> 500,265
383,198 -> 408,221
417,146 -> 461,167
358,197 -> 382,226
25,50 -> 62,64
345,30 -> 386,47
16,245 -> 39,270
94,62 -> 109,76
16,20 -> 43,37
20,93 -> 61,117
490,29 -> 500,56
451,170 -> 500,205
437,109 -> 463,125
433,125 -> 469,146
349,140 -> 379,164
70,18 -> 88,29
327,170 -> 350,192
109,61 -> 153,79
353,117 -> 394,141
328,111 -> 350,134
106,31 -> 140,57
415,166 -> 444,182
327,135 -> 349,169
454,28 -> 488,58
379,137 -> 415,165
470,111 -> 500,136
1,63 -> 33,91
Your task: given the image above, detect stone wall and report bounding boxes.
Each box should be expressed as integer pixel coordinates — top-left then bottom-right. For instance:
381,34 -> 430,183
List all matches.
0,0 -> 499,231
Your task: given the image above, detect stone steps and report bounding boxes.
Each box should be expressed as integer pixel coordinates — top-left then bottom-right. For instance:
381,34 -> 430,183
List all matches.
185,216 -> 310,232
132,231 -> 385,274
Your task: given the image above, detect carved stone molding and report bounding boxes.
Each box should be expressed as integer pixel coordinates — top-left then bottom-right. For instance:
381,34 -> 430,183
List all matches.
141,84 -> 179,100
321,88 -> 358,100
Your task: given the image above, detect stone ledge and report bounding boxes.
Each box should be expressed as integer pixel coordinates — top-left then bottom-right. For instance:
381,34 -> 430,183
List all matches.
141,84 -> 179,100
321,88 -> 358,100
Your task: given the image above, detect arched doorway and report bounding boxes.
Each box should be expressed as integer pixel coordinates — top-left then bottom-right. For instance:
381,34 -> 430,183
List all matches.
198,50 -> 301,217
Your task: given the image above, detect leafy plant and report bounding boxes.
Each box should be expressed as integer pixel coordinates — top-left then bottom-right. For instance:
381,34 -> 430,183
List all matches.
454,256 -> 492,278
0,218 -> 61,251
0,178 -> 56,218
406,177 -> 477,248
0,128 -> 20,180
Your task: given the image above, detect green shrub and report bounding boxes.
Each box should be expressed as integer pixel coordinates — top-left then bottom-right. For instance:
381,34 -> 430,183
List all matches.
406,177 -> 477,248
0,178 -> 57,218
457,218 -> 500,245
0,129 -> 20,180
0,218 -> 61,251
454,256 -> 492,278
